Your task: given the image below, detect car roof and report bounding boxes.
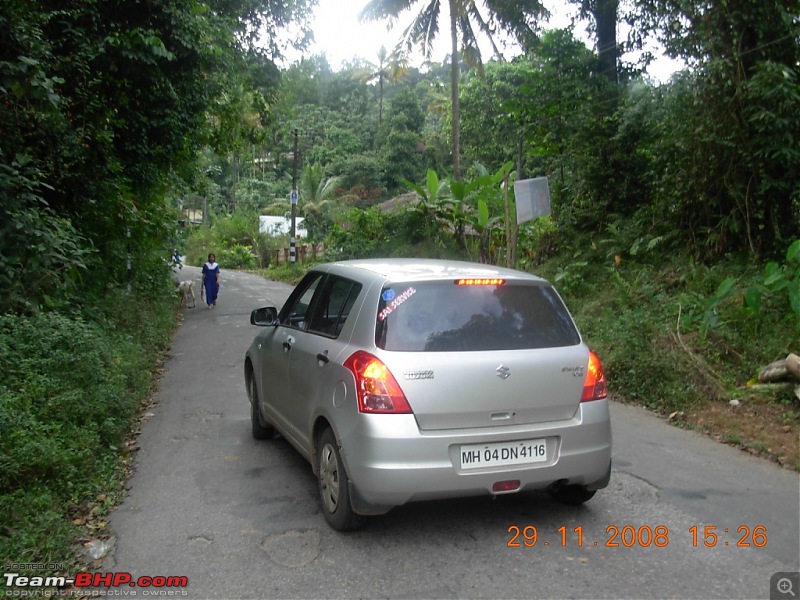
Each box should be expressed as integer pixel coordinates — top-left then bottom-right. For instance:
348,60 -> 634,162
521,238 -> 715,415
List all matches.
317,258 -> 547,284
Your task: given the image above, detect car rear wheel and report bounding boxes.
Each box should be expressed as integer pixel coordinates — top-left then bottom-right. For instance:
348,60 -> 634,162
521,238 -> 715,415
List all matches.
248,375 -> 273,440
549,484 -> 596,506
317,428 -> 363,531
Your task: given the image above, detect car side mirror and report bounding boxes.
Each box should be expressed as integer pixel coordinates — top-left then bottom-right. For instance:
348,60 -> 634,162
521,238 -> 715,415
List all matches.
250,306 -> 278,326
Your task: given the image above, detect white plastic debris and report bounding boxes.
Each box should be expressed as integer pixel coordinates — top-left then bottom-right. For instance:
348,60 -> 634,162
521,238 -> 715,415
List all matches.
84,537 -> 115,561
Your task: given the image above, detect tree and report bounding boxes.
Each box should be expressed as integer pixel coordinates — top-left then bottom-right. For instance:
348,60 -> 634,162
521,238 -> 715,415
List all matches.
359,0 -> 546,179
353,46 -> 410,128
630,0 -> 800,255
568,0 -> 619,83
502,29 -> 620,233
298,164 -> 344,240
460,58 -> 533,176
379,88 -> 426,194
0,0 -> 315,310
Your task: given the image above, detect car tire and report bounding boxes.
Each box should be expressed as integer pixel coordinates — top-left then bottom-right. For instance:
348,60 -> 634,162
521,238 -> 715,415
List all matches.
549,484 -> 596,506
248,376 -> 273,440
317,428 -> 364,531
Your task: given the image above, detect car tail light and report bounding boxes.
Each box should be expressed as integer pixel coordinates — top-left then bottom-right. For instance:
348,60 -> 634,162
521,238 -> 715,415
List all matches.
454,278 -> 506,286
580,350 -> 608,402
344,351 -> 413,414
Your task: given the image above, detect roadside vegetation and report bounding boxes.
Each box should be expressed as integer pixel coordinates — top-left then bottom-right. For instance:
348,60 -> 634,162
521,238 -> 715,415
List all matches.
2,0 -> 797,583
0,0 -> 316,577
0,285 -> 177,569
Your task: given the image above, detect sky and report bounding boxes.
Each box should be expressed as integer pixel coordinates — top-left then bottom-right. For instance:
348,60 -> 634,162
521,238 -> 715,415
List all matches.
280,0 -> 684,83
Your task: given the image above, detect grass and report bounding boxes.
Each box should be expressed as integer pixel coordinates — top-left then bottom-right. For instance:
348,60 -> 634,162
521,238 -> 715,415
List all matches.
0,281 -> 179,577
259,260 -> 318,285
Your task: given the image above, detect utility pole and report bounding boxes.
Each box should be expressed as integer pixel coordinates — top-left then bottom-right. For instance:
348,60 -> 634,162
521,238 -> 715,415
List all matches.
290,129 -> 298,264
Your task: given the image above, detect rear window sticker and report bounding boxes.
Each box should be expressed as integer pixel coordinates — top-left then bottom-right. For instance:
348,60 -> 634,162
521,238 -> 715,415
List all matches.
378,286 -> 416,321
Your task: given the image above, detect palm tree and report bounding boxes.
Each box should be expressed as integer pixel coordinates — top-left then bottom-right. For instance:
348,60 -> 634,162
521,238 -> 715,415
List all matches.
359,0 -> 545,179
299,164 -> 344,240
353,46 -> 409,129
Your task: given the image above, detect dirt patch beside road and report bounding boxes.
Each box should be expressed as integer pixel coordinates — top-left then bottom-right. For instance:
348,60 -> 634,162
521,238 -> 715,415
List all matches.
683,389 -> 799,471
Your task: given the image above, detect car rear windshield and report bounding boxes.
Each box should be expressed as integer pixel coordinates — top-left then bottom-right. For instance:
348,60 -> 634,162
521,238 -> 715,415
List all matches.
374,280 -> 580,351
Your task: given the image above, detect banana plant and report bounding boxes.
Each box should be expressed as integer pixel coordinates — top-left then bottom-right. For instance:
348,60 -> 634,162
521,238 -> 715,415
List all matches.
402,169 -> 451,238
461,162 -> 514,263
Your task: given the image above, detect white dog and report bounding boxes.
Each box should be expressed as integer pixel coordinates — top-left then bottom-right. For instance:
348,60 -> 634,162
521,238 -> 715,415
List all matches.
177,280 -> 196,308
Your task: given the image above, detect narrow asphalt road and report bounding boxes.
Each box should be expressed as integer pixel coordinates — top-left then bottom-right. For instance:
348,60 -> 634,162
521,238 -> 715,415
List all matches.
102,265 -> 800,599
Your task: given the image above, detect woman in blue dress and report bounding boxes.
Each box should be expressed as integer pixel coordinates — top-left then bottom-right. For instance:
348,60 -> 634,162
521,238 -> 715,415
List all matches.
201,253 -> 220,308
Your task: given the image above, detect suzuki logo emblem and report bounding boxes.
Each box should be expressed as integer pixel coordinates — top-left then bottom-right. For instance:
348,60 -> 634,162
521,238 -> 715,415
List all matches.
496,365 -> 511,380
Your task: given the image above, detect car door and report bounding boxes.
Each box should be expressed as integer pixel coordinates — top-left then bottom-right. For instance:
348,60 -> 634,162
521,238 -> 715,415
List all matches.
285,275 -> 363,449
258,271 -> 325,440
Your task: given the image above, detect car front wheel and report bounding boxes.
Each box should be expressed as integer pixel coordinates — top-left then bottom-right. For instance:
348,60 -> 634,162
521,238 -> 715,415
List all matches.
248,375 -> 273,440
317,428 -> 363,531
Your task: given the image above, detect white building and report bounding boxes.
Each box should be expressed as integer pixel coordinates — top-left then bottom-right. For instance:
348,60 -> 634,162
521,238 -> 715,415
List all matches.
259,215 -> 307,238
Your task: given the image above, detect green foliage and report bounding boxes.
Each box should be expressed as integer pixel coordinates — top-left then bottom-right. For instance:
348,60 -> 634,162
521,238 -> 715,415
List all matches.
185,210 -> 276,268
297,163 -> 346,240
266,261 -> 314,285
0,152 -> 90,314
379,88 -> 426,194
1,0 -> 315,315
628,0 -> 799,256
585,301 -> 686,412
678,240 -> 800,338
0,485 -> 75,566
0,284 -> 176,567
328,155 -> 386,203
552,252 -> 591,297
402,163 -> 515,262
536,247 -> 796,415
350,46 -> 410,129
515,216 -> 560,268
460,60 -> 531,171
325,206 -> 459,261
325,207 -> 395,259
763,240 -> 800,321
360,0 -> 546,177
217,244 -> 256,270
0,315 -> 135,492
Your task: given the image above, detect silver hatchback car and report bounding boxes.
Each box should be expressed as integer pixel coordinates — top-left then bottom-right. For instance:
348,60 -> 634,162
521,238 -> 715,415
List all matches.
244,259 -> 611,530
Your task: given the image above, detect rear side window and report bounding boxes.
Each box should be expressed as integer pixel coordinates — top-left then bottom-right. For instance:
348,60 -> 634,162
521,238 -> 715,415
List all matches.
308,277 -> 362,338
375,281 -> 580,351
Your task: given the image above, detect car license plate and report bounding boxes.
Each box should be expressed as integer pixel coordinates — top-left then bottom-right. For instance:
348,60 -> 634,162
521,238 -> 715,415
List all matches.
460,439 -> 547,470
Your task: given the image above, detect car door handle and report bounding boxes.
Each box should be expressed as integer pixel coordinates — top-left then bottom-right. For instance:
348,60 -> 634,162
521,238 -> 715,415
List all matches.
316,353 -> 329,364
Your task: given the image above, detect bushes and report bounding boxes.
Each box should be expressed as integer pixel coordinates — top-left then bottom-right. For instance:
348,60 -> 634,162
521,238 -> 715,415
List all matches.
0,152 -> 90,315
0,285 -> 176,568
535,241 -> 798,417
325,206 -> 460,261
217,244 -> 256,269
1,315 -> 124,482
183,211 -> 277,269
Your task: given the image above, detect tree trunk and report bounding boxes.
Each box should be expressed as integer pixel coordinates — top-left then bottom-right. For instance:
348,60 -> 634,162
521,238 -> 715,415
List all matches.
378,73 -> 384,129
594,0 -> 618,84
449,0 -> 461,181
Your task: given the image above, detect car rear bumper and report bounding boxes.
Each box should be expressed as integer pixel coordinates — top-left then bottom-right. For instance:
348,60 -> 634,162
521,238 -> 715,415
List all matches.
339,400 -> 612,510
